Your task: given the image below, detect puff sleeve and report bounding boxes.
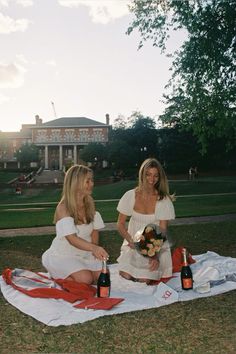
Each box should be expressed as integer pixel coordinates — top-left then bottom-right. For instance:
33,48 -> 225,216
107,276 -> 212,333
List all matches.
155,197 -> 175,220
117,189 -> 135,216
93,211 -> 105,230
56,216 -> 78,239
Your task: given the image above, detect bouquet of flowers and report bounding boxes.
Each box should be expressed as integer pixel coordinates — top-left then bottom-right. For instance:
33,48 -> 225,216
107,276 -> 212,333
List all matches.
133,224 -> 165,258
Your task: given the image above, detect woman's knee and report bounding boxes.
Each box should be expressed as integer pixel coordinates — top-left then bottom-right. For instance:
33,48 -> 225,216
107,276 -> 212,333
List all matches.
69,270 -> 94,284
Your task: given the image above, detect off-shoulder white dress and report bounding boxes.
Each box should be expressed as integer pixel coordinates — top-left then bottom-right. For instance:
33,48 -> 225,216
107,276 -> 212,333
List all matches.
42,212 -> 104,279
117,189 -> 175,280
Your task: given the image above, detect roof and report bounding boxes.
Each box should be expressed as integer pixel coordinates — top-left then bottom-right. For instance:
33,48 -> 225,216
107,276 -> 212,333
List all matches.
36,117 -> 108,128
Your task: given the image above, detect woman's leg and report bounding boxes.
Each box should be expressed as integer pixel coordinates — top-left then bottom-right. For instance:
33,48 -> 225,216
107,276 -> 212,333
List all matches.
66,270 -> 94,284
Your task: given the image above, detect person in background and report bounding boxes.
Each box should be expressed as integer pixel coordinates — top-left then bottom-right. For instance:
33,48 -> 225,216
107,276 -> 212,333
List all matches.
42,164 -> 109,285
116,158 -> 175,284
188,167 -> 194,180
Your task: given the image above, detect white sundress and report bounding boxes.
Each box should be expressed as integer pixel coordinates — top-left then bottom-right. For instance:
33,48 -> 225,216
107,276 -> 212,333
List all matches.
42,211 -> 105,279
117,189 -> 175,280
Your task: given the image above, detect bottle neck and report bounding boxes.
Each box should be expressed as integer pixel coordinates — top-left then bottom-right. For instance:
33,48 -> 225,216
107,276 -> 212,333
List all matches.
182,248 -> 188,266
102,259 -> 108,273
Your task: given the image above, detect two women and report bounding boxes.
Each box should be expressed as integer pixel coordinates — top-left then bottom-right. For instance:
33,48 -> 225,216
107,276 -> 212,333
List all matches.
42,158 -> 175,285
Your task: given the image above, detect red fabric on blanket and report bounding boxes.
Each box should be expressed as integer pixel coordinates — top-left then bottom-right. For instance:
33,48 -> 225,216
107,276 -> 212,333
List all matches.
55,279 -> 96,299
172,246 -> 196,273
2,268 -> 95,303
149,247 -> 196,285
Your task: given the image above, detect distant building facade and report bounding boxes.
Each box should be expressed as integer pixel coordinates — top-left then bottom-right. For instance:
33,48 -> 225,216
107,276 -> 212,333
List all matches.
0,114 -> 111,170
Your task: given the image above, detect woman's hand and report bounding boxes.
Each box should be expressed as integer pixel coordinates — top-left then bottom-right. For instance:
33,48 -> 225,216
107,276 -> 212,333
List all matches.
128,240 -> 135,249
92,245 -> 109,261
149,257 -> 159,272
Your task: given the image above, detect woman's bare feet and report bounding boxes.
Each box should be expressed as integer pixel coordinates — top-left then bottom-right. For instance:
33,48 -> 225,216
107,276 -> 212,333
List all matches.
119,271 -> 151,284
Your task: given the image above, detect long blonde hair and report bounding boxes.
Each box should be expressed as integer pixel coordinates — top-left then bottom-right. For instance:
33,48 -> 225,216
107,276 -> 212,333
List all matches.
138,158 -> 171,200
55,164 -> 95,224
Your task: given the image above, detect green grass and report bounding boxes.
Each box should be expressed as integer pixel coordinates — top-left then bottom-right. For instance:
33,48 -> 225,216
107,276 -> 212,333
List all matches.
1,175 -> 236,205
0,171 -> 19,183
170,176 -> 236,195
0,194 -> 235,229
0,221 -> 236,353
175,193 -> 236,217
0,176 -> 236,229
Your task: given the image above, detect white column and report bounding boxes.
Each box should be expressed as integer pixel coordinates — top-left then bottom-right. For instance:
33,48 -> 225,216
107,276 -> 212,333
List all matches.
74,145 -> 77,165
45,145 -> 48,169
59,145 -> 63,170
17,161 -> 21,169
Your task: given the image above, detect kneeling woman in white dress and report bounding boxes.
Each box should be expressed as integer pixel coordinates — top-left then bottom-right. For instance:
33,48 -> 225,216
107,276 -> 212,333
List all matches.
42,165 -> 109,285
117,158 -> 175,284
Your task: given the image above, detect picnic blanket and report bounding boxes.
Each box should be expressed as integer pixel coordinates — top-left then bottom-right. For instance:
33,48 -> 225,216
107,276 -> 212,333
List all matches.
0,251 -> 236,327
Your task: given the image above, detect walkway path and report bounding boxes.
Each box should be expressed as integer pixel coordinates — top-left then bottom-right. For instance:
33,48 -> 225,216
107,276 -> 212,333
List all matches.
0,213 -> 236,238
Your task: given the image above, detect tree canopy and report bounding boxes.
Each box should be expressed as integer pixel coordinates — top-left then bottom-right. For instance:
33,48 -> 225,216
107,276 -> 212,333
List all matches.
127,0 -> 236,152
15,143 -> 39,165
79,143 -> 106,165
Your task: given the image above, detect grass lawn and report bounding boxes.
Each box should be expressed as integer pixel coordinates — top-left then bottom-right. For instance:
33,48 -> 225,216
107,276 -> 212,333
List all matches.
0,221 -> 236,353
0,194 -> 236,229
0,176 -> 236,228
0,171 -> 19,183
1,175 -> 236,204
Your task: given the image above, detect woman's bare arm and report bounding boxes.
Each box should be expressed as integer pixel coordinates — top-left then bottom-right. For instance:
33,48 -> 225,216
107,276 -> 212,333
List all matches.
55,203 -> 108,260
91,229 -> 99,245
117,213 -> 134,248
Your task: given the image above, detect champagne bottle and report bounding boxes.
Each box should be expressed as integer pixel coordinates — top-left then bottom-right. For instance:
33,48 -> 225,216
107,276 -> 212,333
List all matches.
97,259 -> 111,298
181,248 -> 193,290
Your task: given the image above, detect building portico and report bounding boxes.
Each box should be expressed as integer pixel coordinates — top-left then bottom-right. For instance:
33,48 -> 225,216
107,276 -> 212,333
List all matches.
0,115 -> 111,170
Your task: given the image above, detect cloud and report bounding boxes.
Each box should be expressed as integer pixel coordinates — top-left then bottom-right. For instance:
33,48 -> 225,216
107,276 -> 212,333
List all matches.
0,12 -> 31,33
0,0 -> 33,7
0,92 -> 9,104
58,0 -> 131,24
0,0 -> 9,7
0,60 -> 27,88
46,60 -> 57,67
15,54 -> 28,65
16,0 -> 34,6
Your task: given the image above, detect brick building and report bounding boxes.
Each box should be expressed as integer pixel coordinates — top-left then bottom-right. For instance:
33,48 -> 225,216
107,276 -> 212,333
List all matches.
0,114 -> 111,170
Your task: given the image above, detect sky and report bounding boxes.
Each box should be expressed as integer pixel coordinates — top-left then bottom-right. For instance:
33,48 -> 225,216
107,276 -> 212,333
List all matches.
0,0 -> 186,132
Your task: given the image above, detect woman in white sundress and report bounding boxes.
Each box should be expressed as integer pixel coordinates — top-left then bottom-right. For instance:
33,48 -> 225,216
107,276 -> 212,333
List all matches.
117,158 -> 175,284
42,164 -> 109,285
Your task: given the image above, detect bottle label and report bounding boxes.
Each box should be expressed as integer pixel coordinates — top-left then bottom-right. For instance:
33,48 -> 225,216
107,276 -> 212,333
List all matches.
182,278 -> 193,289
99,286 -> 110,298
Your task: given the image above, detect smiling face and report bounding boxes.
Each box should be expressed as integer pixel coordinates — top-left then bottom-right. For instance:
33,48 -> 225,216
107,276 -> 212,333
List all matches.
138,158 -> 166,194
75,170 -> 94,198
83,172 -> 94,195
144,167 -> 159,189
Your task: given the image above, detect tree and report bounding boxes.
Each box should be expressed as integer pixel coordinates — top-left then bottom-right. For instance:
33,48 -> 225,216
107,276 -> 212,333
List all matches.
111,112 -> 159,165
128,112 -> 158,161
15,143 -> 39,165
127,0 -> 236,152
107,140 -> 136,169
79,143 -> 107,166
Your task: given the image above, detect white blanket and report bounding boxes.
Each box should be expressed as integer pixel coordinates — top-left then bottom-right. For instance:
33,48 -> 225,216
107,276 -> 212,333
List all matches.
1,252 -> 236,327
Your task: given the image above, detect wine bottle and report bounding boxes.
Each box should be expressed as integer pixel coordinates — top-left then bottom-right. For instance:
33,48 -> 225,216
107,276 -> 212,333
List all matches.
181,248 -> 193,290
97,259 -> 111,298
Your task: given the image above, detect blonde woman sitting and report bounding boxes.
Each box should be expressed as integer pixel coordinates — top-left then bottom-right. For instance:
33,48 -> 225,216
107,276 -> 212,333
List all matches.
42,164 -> 109,285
